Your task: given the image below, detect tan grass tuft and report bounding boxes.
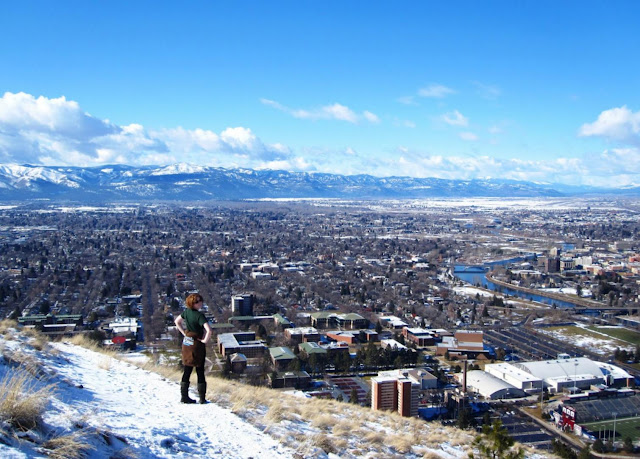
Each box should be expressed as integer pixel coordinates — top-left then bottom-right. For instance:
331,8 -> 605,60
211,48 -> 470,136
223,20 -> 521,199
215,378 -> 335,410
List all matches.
0,369 -> 55,430
447,427 -> 473,446
0,319 -> 18,336
423,429 -> 450,447
5,348 -> 42,377
21,326 -> 43,340
98,357 -> 113,371
364,430 -> 385,445
229,388 -> 259,415
332,437 -> 348,450
331,419 -> 351,437
264,401 -> 286,425
310,412 -> 334,430
311,433 -> 337,455
422,451 -> 446,459
388,433 -> 414,454
43,430 -> 94,459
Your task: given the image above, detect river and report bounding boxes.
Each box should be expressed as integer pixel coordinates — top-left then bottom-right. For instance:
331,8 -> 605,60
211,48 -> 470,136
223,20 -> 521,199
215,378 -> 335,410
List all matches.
453,259 -> 579,309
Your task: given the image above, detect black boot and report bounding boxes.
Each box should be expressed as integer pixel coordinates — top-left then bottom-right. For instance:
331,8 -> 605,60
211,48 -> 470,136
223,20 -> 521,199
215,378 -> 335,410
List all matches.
181,382 -> 196,404
197,382 -> 207,404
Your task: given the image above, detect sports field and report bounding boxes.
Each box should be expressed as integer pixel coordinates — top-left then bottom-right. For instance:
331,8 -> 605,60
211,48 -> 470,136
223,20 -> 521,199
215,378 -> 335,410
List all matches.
582,416 -> 640,442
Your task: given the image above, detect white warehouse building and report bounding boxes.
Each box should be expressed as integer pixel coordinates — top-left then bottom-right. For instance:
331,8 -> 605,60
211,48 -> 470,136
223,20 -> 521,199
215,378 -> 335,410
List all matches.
484,362 -> 544,394
488,356 -> 633,394
457,370 -> 527,400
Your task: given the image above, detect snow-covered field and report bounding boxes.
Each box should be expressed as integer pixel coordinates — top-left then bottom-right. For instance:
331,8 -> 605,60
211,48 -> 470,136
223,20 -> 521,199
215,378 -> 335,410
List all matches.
537,323 -> 636,356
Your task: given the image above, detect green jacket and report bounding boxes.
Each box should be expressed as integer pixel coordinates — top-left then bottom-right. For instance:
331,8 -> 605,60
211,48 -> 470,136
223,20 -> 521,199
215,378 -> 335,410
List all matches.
180,308 -> 207,337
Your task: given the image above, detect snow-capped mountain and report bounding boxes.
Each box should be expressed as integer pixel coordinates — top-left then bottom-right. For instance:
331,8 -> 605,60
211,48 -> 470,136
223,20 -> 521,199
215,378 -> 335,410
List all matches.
0,163 -> 614,202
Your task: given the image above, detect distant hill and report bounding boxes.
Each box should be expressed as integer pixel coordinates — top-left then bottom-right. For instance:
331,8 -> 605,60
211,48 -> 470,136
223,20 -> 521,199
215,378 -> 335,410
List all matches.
0,163 -> 621,202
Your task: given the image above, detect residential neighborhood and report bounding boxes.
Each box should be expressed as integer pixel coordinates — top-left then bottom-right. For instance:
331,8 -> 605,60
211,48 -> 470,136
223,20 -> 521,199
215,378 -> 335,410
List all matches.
2,198 -> 640,454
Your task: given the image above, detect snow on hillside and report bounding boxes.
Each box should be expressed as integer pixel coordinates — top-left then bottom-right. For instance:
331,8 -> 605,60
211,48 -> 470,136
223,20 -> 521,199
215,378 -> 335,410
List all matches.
0,329 -> 292,458
0,326 -> 549,459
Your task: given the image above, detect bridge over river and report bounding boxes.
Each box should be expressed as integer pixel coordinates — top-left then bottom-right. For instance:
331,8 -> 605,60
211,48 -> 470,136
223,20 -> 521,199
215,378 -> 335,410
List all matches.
486,273 -> 638,314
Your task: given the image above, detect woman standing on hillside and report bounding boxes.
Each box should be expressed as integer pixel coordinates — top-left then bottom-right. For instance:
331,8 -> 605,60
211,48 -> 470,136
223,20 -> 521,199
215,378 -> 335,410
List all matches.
174,293 -> 212,404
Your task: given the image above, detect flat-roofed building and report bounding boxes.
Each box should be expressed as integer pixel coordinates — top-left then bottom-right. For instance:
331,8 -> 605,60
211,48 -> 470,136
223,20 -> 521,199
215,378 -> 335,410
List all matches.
378,315 -> 409,330
326,330 -> 358,345
270,370 -> 311,389
403,327 -> 435,347
484,362 -> 543,394
231,294 -> 254,316
284,327 -> 320,345
371,374 -> 398,412
436,330 -> 490,360
371,369 -> 420,417
514,357 -> 630,393
310,312 -> 368,330
218,332 -> 267,358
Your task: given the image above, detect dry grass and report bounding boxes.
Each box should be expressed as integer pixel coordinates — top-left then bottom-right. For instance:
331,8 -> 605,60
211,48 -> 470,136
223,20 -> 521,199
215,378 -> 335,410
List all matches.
331,419 -> 352,437
310,412 -> 334,430
67,334 -> 107,352
364,430 -> 385,445
311,433 -> 337,455
0,319 -> 18,336
263,400 -> 287,425
388,433 -> 414,454
0,369 -> 55,430
422,451 -> 447,459
98,357 -> 113,371
43,430 -> 94,459
229,387 -> 261,415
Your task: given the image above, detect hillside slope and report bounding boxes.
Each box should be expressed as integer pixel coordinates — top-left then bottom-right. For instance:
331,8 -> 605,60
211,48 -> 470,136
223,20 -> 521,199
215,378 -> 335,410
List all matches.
0,325 -> 546,458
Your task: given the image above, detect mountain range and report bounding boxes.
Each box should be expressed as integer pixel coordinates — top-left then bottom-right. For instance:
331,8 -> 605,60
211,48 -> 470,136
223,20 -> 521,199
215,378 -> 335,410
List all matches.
0,163 -> 633,202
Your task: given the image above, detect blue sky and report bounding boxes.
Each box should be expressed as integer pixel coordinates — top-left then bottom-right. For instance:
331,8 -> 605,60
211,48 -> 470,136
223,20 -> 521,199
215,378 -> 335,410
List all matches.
1,1 -> 639,187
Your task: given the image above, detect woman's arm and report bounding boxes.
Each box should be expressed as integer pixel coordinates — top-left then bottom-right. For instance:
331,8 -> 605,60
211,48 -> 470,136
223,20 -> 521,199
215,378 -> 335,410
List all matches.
200,322 -> 212,344
174,315 -> 186,337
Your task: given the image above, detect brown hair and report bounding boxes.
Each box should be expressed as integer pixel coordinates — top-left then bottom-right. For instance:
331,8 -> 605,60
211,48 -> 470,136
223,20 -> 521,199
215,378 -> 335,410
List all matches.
186,293 -> 203,309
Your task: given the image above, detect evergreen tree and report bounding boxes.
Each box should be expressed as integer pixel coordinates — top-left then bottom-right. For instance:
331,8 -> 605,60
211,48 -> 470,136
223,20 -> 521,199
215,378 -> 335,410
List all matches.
551,439 -> 577,459
470,419 -> 524,459
350,387 -> 359,404
591,439 -> 604,453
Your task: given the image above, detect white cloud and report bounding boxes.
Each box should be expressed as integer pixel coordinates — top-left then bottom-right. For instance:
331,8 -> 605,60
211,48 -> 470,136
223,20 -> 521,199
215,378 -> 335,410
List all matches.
321,103 -> 358,123
459,132 -> 478,141
0,91 -> 118,138
579,106 -> 640,144
441,110 -> 468,127
0,92 -> 121,164
396,96 -> 417,105
261,98 -> 377,124
472,81 -> 501,99
0,92 -> 294,168
363,111 -> 380,124
418,84 -> 456,98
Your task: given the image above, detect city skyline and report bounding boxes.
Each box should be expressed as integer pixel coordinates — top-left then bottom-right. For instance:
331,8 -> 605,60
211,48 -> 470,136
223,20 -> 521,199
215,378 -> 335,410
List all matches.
1,1 -> 639,187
